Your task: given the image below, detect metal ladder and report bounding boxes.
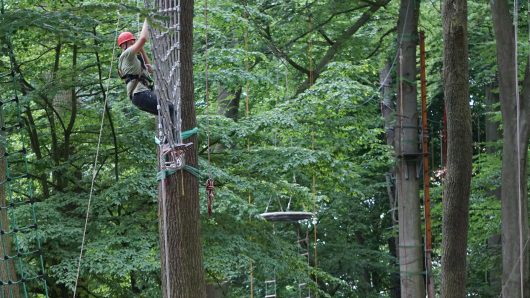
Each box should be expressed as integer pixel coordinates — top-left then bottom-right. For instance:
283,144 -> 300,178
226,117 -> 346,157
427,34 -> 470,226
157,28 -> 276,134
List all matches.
264,275 -> 277,298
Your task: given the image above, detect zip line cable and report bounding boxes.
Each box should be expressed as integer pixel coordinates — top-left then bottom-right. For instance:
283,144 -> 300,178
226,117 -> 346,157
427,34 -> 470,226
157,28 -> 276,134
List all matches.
514,0 -> 524,295
72,11 -> 121,298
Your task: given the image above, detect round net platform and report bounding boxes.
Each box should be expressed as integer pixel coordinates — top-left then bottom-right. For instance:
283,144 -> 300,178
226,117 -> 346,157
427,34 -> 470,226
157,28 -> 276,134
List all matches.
260,211 -> 314,222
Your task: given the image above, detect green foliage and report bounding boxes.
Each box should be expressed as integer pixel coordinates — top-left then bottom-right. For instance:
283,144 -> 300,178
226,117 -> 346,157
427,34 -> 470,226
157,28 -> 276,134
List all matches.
0,0 -> 513,296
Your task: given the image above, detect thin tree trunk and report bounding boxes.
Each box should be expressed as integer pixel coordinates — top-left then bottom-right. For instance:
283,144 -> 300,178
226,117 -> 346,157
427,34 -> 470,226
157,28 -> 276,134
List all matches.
491,0 -> 530,296
0,117 -> 20,298
148,0 -> 207,297
440,0 -> 472,296
395,0 -> 424,297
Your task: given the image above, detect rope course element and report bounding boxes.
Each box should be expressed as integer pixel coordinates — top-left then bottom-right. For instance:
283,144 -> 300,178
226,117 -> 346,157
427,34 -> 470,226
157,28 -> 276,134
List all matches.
204,0 -> 215,217
243,10 -> 254,298
72,9 -> 121,298
514,1 -> 524,295
147,0 -> 197,297
309,13 -> 318,298
0,0 -> 48,297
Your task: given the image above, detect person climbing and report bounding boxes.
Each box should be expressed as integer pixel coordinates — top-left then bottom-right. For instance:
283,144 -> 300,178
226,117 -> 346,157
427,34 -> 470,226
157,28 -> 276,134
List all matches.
118,19 -> 176,153
118,19 -> 175,119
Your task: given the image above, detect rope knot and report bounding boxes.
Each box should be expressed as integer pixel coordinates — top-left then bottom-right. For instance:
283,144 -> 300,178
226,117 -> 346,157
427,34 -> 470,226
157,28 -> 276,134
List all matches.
206,178 -> 215,216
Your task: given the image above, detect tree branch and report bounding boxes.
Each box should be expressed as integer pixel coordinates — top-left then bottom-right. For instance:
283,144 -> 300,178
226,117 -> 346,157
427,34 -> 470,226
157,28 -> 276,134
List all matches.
281,4 -> 372,49
365,26 -> 397,59
259,27 -> 310,75
295,0 -> 391,95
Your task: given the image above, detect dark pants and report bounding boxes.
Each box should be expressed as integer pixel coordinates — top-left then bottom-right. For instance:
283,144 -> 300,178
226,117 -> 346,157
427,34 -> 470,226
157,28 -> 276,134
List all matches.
131,90 -> 174,118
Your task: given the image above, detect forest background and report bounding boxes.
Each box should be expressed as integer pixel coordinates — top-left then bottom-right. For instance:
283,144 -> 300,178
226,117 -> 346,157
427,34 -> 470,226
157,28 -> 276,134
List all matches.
0,0 -> 517,297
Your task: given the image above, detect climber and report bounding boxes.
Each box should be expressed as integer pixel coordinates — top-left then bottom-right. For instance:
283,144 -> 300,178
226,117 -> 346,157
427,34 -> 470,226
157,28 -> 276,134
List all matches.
117,19 -> 174,119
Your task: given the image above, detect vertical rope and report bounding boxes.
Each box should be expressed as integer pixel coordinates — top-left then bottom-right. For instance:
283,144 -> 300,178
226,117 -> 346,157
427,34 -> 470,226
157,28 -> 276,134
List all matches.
513,0 -> 524,295
308,13 -> 318,298
243,11 -> 253,298
205,0 -> 211,179
73,11 -> 121,298
397,49 -> 410,298
204,0 -> 215,217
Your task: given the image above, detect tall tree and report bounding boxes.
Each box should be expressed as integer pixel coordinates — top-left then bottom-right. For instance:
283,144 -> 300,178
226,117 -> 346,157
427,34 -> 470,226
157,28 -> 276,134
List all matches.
148,0 -> 207,297
441,0 -> 472,295
394,0 -> 424,296
490,0 -> 530,296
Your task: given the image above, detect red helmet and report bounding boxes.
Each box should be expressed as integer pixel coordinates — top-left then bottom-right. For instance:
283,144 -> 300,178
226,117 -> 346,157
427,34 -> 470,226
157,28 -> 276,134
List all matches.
118,32 -> 136,46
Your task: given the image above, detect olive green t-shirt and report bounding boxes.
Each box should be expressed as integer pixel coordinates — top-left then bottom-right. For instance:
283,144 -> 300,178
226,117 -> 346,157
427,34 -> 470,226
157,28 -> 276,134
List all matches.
118,47 -> 151,96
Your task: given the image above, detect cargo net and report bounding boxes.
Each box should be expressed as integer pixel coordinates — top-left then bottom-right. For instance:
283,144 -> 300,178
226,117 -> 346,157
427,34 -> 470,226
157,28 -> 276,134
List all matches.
147,0 -> 192,171
0,38 -> 48,298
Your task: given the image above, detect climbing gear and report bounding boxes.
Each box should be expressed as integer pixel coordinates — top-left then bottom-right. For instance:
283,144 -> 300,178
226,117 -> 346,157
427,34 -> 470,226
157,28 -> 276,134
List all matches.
162,142 -> 192,170
73,10 -> 121,298
117,54 -> 154,99
1,0 -> 49,296
121,73 -> 154,98
118,32 -> 136,46
206,178 -> 214,216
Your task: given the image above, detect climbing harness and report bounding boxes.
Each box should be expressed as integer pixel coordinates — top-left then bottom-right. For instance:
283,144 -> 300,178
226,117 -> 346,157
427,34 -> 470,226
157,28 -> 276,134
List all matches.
117,53 -> 155,99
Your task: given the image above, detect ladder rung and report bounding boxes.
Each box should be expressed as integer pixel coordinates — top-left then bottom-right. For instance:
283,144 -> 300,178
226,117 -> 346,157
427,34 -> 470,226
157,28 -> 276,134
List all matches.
298,283 -> 307,287
300,252 -> 309,256
265,295 -> 276,298
298,238 -> 309,243
265,280 -> 276,283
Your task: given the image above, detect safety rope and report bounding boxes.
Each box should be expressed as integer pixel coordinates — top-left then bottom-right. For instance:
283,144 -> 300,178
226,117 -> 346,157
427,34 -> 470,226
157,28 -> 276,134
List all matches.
72,10 -> 121,298
204,0 -> 215,217
0,1 -> 48,297
243,10 -> 254,298
308,13 -> 317,298
397,48 -> 410,298
514,1 -> 524,295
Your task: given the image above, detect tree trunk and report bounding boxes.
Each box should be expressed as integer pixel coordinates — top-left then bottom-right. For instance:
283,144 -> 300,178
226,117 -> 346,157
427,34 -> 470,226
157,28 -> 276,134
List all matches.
148,0 -> 207,297
395,0 -> 424,297
0,118 -> 19,297
440,0 -> 472,296
491,0 -> 530,297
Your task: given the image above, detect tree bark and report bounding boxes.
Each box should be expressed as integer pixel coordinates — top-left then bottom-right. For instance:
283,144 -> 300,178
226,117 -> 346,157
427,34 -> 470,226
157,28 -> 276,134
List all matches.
148,0 -> 207,297
394,0 -> 424,297
490,0 -> 530,297
441,0 -> 472,296
0,114 -> 20,298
